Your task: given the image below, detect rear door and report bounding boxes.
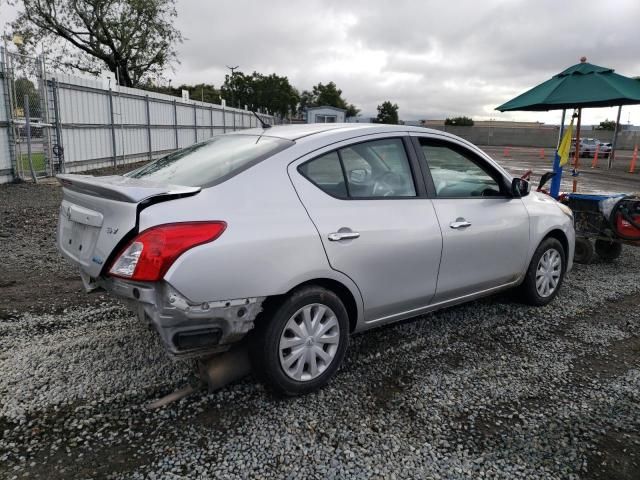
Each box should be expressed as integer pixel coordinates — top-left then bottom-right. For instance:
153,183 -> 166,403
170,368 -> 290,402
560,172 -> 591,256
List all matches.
288,134 -> 443,324
411,135 -> 530,302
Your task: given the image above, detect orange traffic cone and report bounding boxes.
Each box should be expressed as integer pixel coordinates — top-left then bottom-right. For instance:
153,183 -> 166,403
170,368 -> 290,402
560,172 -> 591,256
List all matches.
503,147 -> 510,157
629,145 -> 638,174
539,148 -> 545,159
591,144 -> 600,169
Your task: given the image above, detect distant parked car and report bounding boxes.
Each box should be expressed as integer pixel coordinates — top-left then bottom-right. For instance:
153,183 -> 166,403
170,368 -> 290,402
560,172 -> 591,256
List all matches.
56,124 -> 575,395
570,138 -> 612,158
598,141 -> 612,155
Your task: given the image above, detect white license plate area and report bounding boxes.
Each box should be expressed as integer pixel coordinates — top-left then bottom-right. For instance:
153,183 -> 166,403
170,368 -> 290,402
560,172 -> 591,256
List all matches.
59,213 -> 100,262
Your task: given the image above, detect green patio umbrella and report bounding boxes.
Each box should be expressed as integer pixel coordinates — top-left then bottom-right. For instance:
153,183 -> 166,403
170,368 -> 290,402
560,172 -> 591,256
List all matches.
496,57 -> 640,195
496,61 -> 640,112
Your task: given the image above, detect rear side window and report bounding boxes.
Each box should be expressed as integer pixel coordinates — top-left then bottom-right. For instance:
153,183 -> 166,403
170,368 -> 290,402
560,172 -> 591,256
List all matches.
299,138 -> 416,199
298,152 -> 347,198
127,134 -> 292,187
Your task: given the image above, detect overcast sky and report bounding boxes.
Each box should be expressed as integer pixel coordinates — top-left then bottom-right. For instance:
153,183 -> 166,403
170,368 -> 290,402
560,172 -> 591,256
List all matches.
3,0 -> 640,125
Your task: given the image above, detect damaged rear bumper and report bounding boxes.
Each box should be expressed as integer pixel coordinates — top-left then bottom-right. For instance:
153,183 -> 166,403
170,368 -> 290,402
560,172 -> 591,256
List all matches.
94,275 -> 264,358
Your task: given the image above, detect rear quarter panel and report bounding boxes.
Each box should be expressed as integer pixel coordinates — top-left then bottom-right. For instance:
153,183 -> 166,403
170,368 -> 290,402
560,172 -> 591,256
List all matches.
137,156 -> 364,318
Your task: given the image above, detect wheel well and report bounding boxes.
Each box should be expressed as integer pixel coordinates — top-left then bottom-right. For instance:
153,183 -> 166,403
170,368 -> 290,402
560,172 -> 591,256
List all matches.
544,229 -> 569,263
263,278 -> 359,332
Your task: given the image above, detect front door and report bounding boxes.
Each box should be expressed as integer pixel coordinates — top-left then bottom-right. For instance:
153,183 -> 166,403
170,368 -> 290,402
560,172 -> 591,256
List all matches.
412,135 -> 530,302
288,135 -> 443,323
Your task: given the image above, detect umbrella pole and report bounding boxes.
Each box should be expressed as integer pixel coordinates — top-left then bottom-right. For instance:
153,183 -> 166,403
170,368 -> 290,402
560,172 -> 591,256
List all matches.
550,109 -> 566,198
572,108 -> 582,192
609,105 -> 622,169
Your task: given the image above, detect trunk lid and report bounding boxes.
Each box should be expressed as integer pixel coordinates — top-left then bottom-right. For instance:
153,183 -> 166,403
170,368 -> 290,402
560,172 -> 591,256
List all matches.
56,174 -> 200,279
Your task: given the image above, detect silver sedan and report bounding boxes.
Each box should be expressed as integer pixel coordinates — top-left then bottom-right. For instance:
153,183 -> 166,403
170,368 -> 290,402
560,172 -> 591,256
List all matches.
57,124 -> 575,395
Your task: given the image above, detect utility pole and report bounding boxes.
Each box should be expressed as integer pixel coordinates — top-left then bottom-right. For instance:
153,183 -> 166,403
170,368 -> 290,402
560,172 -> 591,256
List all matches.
226,65 -> 239,108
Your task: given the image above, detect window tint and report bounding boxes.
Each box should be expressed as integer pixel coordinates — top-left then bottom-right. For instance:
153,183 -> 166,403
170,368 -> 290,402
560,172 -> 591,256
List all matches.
420,141 -> 503,198
298,151 -> 347,198
340,138 -> 416,198
127,134 -> 292,187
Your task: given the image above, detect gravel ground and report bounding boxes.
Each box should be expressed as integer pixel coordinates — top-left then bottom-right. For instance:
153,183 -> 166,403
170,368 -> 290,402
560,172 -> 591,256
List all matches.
1,165 -> 640,479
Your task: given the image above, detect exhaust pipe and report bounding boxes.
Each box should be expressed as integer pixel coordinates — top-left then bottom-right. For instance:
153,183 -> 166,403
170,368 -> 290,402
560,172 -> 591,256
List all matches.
147,345 -> 252,409
198,345 -> 252,390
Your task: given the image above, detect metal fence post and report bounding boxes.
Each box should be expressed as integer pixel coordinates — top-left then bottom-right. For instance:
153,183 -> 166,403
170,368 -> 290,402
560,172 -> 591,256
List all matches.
193,103 -> 197,143
51,78 -> 64,173
233,108 -> 236,131
145,94 -> 152,160
210,106 -> 213,138
107,87 -> 117,167
24,94 -> 37,182
222,103 -> 226,133
173,99 -> 179,149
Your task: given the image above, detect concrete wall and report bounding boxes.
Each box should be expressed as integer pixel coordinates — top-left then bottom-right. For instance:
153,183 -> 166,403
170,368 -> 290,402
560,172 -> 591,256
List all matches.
430,125 -> 640,150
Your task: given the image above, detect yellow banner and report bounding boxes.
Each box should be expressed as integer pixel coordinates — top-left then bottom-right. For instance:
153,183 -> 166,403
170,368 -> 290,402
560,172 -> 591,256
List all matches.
557,116 -> 575,167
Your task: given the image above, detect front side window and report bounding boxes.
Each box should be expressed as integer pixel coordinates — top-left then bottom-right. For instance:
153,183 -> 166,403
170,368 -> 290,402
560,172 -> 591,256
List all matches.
127,134 -> 293,187
419,140 -> 503,198
299,138 -> 416,199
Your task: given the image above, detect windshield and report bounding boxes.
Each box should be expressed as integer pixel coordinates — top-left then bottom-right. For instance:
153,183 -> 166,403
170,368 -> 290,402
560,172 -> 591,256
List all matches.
127,134 -> 293,187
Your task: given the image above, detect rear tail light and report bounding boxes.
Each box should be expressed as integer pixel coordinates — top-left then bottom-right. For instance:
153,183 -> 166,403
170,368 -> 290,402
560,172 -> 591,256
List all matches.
109,222 -> 226,281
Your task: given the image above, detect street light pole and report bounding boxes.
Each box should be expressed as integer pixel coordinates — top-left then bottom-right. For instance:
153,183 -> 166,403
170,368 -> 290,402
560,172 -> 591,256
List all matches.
226,65 -> 239,108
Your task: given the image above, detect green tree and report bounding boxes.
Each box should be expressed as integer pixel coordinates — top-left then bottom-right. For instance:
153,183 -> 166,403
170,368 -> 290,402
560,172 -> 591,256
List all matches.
299,81 -> 360,118
14,77 -> 41,115
13,0 -> 183,87
220,71 -> 299,117
597,119 -> 617,130
444,116 -> 474,126
374,101 -> 399,124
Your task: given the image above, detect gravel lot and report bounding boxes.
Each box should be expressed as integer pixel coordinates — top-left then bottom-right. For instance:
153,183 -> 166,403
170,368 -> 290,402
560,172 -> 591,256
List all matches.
1,158 -> 639,479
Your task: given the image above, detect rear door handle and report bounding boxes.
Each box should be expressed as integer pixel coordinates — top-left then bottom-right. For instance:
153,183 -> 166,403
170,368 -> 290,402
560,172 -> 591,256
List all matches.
328,231 -> 360,241
450,219 -> 472,229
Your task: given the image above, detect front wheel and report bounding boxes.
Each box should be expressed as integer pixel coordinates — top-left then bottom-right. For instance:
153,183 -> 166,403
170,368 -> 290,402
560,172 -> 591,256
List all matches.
249,286 -> 349,396
519,237 -> 566,306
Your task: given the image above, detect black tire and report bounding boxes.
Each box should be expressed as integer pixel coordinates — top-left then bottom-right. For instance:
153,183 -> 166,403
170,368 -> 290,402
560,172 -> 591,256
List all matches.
595,239 -> 623,262
574,237 -> 595,264
249,286 -> 349,396
519,237 -> 566,306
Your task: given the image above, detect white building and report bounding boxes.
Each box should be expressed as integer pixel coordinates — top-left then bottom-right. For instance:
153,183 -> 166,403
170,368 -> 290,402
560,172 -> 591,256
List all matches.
306,106 -> 346,123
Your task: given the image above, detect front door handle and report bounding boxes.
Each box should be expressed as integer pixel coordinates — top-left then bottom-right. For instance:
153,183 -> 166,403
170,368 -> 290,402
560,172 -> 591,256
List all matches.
328,231 -> 360,241
450,219 -> 472,229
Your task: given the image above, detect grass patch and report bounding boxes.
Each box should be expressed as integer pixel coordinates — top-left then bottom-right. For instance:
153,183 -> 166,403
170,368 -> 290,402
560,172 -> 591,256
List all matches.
19,152 -> 46,173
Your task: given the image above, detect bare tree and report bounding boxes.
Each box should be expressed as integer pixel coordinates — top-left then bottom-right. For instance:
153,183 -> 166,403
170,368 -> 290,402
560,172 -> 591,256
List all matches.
12,0 -> 183,87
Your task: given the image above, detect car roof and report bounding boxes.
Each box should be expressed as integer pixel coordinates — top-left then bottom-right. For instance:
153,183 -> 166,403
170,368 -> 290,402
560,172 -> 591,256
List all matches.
229,123 -> 444,141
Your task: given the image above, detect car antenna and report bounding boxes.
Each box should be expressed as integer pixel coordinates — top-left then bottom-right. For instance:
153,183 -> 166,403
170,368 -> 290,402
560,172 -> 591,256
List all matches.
252,111 -> 271,129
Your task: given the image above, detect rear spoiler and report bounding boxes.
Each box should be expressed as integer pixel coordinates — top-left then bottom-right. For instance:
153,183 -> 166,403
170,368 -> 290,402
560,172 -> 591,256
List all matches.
56,174 -> 201,203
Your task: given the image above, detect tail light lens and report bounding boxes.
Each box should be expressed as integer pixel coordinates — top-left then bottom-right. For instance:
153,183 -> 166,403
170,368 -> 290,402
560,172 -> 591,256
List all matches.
109,222 -> 226,281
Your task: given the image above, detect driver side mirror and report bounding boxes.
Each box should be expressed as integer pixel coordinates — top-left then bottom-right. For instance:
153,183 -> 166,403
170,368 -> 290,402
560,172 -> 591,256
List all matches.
511,178 -> 531,198
349,168 -> 368,184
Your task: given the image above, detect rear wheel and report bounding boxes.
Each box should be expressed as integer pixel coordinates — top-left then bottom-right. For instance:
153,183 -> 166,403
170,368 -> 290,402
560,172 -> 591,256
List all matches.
249,286 -> 349,396
519,237 -> 566,306
574,237 -> 595,264
595,239 -> 623,262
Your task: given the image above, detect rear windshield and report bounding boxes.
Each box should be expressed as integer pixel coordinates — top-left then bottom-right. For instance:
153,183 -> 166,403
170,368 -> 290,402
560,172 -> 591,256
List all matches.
127,134 -> 293,187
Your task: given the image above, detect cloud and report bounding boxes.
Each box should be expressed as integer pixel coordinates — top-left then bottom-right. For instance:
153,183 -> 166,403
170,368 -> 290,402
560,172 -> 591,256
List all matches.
3,0 -> 640,125
171,0 -> 640,124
